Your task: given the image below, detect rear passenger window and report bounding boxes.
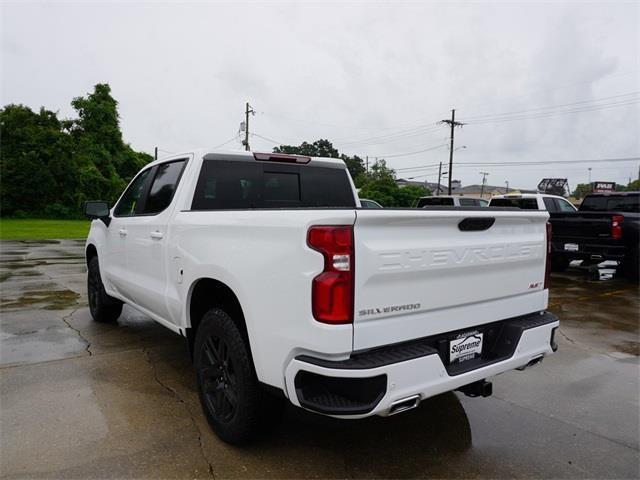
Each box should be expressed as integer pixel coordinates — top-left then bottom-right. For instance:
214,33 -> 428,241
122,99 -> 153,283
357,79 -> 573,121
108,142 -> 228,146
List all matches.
543,197 -> 557,212
191,160 -> 355,210
143,160 -> 187,214
557,199 -> 577,212
459,198 -> 477,207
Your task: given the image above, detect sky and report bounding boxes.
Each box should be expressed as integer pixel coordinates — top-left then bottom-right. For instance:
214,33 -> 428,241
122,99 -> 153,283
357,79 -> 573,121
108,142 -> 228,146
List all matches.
2,0 -> 639,190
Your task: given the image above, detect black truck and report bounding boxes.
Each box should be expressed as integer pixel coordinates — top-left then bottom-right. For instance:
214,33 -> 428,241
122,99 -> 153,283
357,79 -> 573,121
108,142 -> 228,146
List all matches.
549,191 -> 639,279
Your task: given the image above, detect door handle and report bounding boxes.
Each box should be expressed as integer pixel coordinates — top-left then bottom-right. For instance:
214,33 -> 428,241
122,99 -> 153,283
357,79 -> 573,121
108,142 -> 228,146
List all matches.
150,231 -> 164,240
119,228 -> 128,237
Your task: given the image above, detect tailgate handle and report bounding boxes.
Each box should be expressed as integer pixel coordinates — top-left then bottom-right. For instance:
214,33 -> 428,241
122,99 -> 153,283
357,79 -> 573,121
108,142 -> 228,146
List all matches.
458,217 -> 495,231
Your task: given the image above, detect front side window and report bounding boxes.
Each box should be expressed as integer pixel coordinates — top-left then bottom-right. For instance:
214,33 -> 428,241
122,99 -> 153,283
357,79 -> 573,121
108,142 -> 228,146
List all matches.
143,160 -> 187,214
114,169 -> 152,217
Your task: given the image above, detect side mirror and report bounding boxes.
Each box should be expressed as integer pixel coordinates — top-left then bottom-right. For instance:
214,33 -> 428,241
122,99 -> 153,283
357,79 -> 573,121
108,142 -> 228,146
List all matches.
84,201 -> 111,226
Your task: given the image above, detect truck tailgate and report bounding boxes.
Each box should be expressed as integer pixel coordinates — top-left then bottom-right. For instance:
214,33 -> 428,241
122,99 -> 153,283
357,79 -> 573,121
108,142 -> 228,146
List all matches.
353,209 -> 549,350
551,212 -> 614,240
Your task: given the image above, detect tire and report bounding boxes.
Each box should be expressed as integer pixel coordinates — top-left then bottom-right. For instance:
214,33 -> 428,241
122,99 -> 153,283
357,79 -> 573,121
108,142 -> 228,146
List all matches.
87,256 -> 123,323
621,251 -> 639,282
194,308 -> 283,445
551,256 -> 571,272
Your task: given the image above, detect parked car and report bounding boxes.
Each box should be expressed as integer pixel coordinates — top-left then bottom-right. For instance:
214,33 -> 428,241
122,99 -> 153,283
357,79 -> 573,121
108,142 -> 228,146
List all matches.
488,193 -> 577,213
548,192 -> 639,278
416,195 -> 487,207
359,198 -> 383,208
84,149 -> 559,444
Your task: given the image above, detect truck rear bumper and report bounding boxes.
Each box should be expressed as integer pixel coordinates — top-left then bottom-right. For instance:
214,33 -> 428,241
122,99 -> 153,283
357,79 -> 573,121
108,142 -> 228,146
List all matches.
284,312 -> 559,418
552,241 -> 626,262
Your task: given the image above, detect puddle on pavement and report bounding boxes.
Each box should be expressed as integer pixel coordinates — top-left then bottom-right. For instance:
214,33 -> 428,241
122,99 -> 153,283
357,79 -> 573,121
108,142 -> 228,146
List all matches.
0,260 -> 48,270
0,269 -> 42,282
19,240 -> 61,245
614,340 -> 640,356
0,250 -> 29,256
1,289 -> 80,310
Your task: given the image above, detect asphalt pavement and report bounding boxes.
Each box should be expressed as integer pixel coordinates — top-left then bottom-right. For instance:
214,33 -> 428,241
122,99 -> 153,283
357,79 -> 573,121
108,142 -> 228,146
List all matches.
1,240 -> 638,479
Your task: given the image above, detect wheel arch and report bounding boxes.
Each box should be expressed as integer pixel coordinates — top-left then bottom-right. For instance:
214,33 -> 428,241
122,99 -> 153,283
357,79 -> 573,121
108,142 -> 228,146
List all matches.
86,243 -> 98,266
186,277 -> 253,365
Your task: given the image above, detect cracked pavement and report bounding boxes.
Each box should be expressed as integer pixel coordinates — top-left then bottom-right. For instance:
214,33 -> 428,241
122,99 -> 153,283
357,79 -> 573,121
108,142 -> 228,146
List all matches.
1,239 -> 639,479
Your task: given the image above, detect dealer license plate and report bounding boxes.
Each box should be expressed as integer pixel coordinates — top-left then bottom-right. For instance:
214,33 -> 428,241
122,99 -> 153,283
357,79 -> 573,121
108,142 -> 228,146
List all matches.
564,243 -> 579,252
449,331 -> 483,363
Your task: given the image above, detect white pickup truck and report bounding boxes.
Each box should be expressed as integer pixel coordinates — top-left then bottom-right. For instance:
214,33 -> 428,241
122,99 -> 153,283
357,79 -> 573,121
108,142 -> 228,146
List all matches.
84,149 -> 559,444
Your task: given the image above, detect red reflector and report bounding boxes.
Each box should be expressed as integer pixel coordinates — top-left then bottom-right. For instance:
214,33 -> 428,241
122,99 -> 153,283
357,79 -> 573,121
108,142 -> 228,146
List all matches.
611,215 -> 624,240
544,222 -> 552,289
307,226 -> 354,324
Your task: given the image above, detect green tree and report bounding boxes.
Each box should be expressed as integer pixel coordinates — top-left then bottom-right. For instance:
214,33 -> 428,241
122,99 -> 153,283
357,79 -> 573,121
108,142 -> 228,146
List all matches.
625,179 -> 640,191
0,84 -> 152,218
571,183 -> 592,199
273,139 -> 365,180
357,160 -> 428,207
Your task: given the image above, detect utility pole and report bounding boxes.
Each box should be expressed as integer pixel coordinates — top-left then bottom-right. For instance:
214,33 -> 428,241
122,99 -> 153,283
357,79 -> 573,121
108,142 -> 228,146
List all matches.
154,147 -> 158,160
480,171 -> 490,198
437,162 -> 443,195
366,156 -> 369,174
440,109 -> 465,194
243,102 -> 255,151
588,167 -> 592,185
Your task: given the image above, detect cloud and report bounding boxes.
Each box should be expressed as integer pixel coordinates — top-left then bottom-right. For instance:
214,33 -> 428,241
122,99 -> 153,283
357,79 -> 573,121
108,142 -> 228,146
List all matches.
2,1 -> 638,189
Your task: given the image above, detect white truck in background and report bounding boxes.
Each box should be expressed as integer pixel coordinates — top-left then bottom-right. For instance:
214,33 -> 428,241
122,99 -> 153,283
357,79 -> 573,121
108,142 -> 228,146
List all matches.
84,149 -> 559,444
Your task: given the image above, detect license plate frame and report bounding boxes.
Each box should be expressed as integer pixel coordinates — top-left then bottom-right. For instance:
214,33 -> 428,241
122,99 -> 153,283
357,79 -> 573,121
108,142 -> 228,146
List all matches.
449,331 -> 484,364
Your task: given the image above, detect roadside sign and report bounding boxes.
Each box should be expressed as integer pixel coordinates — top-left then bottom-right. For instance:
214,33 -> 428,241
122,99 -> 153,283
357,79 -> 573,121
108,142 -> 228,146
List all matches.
592,181 -> 616,193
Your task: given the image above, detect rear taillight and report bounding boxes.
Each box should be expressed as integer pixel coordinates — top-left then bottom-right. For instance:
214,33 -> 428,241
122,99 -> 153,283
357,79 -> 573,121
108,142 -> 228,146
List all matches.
544,222 -> 552,289
307,226 -> 354,324
611,215 -> 624,240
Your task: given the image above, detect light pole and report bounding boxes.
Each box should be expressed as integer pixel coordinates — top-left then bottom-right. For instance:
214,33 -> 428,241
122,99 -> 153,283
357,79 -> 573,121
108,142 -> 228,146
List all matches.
505,180 -> 509,193
588,167 -> 592,185
479,171 -> 490,198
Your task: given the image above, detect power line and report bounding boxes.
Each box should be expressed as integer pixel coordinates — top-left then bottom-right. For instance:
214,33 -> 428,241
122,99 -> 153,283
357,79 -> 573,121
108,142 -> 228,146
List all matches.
460,91 -> 639,121
251,132 -> 286,145
373,143 -> 448,159
462,99 -> 639,125
212,135 -> 240,149
392,156 -> 640,173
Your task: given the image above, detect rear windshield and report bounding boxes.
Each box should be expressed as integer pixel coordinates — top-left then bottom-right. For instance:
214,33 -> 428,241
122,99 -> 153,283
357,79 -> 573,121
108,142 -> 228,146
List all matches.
489,198 -> 539,209
417,197 -> 454,207
580,194 -> 640,213
191,160 -> 356,210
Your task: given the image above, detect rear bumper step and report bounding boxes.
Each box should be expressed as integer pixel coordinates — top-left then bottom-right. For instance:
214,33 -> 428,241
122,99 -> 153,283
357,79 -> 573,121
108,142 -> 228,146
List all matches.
289,312 -> 559,417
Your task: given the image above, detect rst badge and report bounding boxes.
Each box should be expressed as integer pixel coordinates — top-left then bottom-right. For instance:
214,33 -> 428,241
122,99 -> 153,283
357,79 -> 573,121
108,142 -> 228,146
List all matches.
450,331 -> 483,363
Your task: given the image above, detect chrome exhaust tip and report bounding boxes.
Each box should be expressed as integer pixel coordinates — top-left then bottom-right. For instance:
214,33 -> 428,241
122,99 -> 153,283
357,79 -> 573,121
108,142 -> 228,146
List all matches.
517,354 -> 544,371
389,394 -> 421,415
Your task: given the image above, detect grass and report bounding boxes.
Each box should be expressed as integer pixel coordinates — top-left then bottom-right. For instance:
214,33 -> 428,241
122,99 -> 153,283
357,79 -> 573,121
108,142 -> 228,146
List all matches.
0,219 -> 90,241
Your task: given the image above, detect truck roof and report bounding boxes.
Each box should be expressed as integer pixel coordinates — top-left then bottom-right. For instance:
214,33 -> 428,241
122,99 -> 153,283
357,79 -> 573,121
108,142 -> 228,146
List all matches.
153,148 -> 347,169
491,192 -> 566,201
